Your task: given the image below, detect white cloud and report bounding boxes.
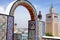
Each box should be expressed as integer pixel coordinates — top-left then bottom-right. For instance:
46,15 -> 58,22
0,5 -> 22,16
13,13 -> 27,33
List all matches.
0,6 -> 5,14
33,4 -> 38,9
5,0 -> 16,15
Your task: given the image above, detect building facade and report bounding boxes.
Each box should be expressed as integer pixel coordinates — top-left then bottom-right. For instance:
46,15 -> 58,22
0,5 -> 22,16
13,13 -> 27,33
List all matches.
46,4 -> 59,37
14,33 -> 28,40
14,33 -> 22,40
22,33 -> 28,40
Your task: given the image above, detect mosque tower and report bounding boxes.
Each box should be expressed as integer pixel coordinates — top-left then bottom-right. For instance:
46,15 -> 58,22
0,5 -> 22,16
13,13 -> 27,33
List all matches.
46,4 -> 59,36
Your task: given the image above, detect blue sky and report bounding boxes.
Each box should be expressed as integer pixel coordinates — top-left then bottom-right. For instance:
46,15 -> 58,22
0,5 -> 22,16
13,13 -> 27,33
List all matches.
0,0 -> 60,28
0,0 -> 60,13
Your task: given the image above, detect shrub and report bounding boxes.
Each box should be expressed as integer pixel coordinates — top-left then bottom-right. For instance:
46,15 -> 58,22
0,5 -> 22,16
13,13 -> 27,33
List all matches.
45,33 -> 53,36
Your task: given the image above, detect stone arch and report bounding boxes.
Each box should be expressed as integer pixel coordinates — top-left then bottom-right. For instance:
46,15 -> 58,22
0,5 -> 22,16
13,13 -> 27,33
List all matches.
7,0 -> 37,40
9,0 -> 37,21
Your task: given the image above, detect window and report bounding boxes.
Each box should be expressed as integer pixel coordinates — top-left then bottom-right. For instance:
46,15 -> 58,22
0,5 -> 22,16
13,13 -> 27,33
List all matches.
54,16 -> 58,18
48,16 -> 51,18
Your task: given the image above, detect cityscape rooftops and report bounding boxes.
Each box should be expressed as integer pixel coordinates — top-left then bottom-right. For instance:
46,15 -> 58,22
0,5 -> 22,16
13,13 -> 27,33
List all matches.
14,28 -> 28,34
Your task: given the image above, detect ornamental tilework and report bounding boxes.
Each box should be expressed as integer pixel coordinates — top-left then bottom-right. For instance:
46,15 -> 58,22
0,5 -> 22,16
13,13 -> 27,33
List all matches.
7,16 -> 14,40
0,15 -> 7,40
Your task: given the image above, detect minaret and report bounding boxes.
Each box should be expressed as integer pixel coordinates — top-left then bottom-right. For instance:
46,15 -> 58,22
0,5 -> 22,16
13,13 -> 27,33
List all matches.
46,4 -> 59,37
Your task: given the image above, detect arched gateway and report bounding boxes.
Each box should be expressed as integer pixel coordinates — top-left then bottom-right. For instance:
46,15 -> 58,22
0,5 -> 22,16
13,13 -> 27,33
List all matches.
7,0 -> 37,40
9,0 -> 37,21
